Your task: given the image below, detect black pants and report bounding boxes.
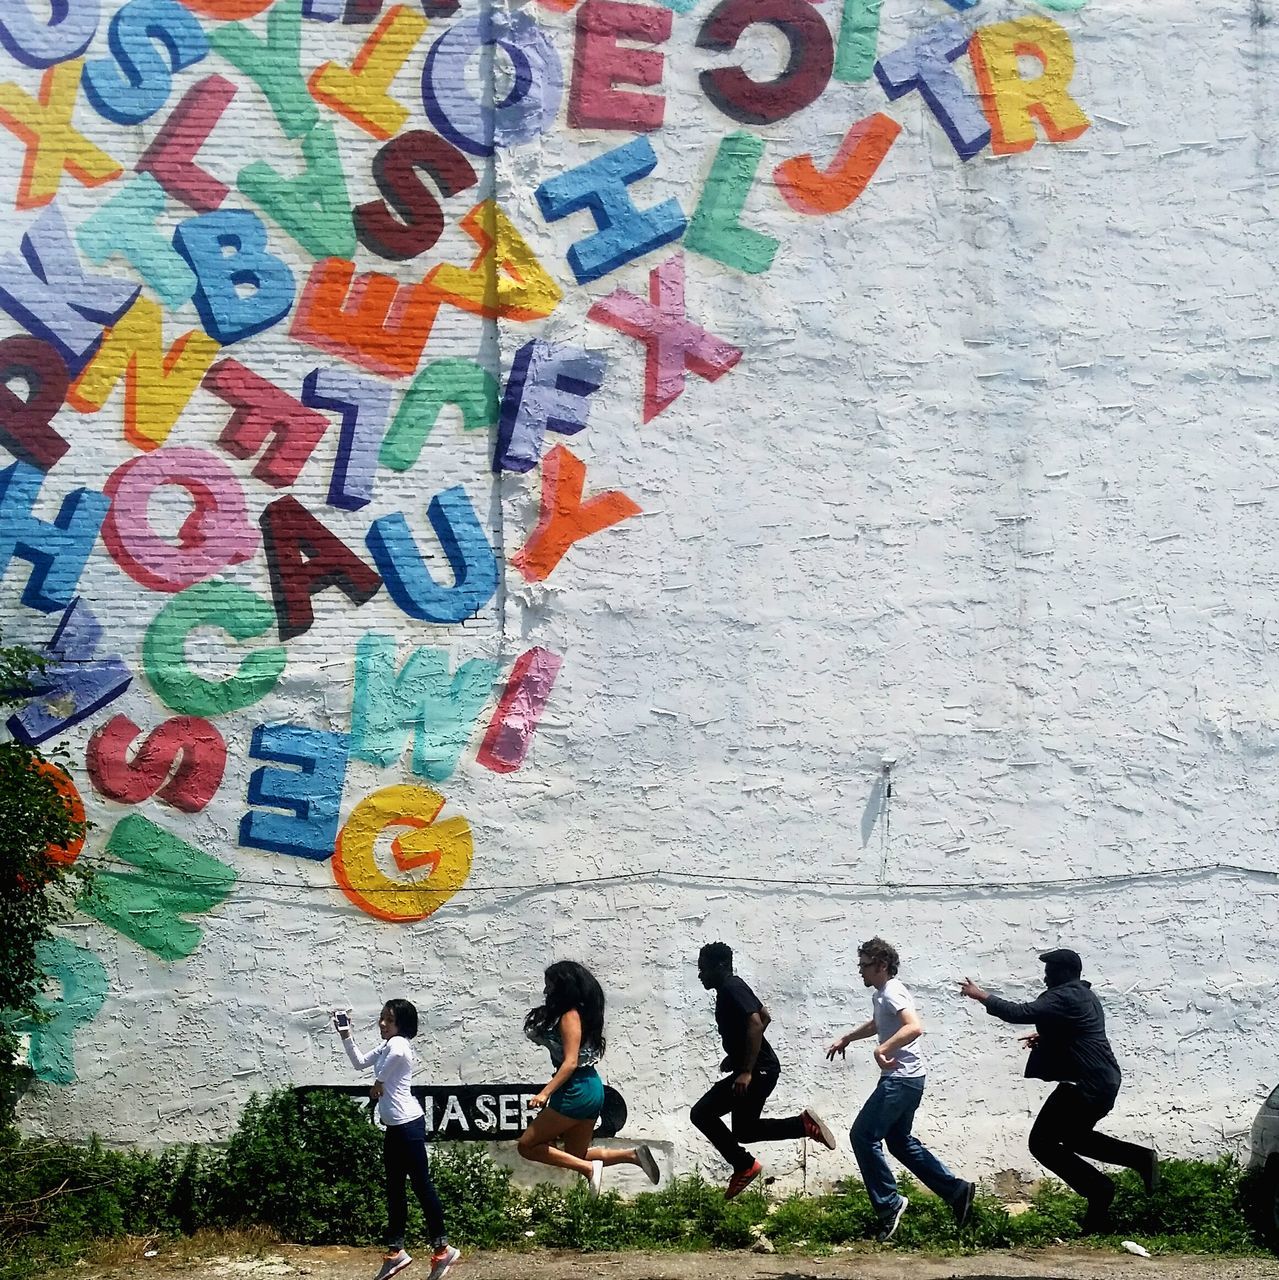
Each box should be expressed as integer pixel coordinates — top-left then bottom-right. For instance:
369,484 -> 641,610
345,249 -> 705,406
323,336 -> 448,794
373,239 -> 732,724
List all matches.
1028,1084 -> 1153,1204
384,1116 -> 446,1251
690,1069 -> 805,1174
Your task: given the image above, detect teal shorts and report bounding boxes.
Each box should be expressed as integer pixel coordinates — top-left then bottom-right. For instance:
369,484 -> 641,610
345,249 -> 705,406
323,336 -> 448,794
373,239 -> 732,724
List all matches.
548,1066 -> 604,1120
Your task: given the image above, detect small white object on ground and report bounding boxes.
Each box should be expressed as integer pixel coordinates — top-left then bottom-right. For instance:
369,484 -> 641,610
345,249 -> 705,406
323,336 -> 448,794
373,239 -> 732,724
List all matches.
1122,1240 -> 1153,1257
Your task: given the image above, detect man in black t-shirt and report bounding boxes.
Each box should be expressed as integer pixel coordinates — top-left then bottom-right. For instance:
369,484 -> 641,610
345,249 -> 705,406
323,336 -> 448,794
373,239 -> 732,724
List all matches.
690,942 -> 836,1198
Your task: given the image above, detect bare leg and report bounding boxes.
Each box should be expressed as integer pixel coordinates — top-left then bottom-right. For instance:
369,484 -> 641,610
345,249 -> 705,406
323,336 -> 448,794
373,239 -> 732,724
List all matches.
567,1125 -> 651,1172
517,1108 -> 594,1178
587,1148 -> 640,1166
565,1119 -> 659,1185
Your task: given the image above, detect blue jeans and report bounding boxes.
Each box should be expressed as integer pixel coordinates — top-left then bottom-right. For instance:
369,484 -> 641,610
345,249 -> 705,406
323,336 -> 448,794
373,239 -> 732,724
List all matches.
850,1075 -> 965,1220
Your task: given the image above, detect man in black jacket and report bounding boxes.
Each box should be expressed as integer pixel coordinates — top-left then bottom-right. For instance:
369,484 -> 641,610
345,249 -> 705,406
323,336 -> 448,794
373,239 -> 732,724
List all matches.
959,949 -> 1158,1231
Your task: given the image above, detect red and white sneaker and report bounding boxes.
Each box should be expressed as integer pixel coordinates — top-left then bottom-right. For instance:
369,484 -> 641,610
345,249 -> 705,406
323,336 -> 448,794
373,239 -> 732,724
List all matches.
801,1109 -> 836,1150
428,1244 -> 461,1280
725,1159 -> 762,1199
374,1250 -> 414,1280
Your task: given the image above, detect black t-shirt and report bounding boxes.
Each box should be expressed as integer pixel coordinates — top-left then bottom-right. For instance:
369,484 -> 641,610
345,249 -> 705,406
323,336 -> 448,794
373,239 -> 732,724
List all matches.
715,975 -> 780,1075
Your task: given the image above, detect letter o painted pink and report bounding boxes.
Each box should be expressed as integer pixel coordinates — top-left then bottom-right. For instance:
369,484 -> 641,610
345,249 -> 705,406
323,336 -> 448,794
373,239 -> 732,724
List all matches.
102,445 -> 259,592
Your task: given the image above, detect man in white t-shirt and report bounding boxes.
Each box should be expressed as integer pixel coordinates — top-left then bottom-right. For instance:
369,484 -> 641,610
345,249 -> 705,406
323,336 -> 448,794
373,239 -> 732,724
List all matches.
827,937 -> 974,1242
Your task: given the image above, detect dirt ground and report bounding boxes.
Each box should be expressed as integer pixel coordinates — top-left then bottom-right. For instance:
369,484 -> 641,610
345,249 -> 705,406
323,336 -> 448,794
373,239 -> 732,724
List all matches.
70,1244 -> 1279,1280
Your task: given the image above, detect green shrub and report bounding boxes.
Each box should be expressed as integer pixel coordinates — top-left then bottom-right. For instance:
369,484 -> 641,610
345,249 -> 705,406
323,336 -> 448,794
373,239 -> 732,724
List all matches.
218,1090 -> 384,1244
428,1143 -> 525,1248
625,1178 -> 706,1246
0,1091 -> 1272,1276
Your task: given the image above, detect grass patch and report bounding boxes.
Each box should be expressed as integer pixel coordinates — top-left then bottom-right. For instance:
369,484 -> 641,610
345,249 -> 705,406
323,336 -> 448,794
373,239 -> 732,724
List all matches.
2,1090 -> 1272,1278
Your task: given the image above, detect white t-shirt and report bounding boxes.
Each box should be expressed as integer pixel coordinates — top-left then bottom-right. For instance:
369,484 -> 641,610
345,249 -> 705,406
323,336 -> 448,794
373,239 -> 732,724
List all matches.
871,978 -> 926,1079
343,1034 -> 424,1127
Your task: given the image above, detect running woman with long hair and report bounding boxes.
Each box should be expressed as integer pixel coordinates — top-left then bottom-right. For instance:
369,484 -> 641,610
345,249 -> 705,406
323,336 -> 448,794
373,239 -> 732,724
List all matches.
335,999 -> 460,1280
516,960 -> 661,1195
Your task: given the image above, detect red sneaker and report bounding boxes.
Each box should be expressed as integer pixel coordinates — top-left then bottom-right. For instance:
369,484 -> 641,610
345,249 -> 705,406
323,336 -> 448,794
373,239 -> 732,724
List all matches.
725,1159 -> 762,1199
801,1109 -> 836,1150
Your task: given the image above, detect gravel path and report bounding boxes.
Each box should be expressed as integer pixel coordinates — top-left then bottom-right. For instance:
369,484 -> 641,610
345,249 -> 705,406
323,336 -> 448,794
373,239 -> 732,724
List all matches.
73,1244 -> 1279,1280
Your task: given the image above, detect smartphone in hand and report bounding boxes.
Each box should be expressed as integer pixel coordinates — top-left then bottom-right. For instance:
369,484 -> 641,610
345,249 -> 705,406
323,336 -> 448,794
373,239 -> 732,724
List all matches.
333,1009 -> 351,1033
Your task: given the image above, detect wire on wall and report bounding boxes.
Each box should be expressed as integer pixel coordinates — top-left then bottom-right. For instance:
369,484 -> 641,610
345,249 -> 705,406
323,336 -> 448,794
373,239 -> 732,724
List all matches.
65,855 -> 1279,897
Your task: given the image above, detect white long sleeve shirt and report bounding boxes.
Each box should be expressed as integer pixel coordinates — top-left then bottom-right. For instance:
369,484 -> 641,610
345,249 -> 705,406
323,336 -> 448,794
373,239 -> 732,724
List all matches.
342,1034 -> 424,1127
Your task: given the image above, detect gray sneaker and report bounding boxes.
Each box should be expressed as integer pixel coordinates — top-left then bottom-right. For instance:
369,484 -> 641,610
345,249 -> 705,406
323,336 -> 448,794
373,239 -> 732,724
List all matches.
634,1144 -> 660,1185
587,1158 -> 604,1197
428,1244 -> 460,1280
374,1250 -> 414,1280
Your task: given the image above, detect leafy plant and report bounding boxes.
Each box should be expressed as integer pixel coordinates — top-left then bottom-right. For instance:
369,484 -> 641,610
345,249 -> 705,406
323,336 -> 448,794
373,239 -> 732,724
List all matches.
1,1090 -> 1273,1279
0,637 -> 89,1127
428,1142 -> 526,1247
217,1089 -> 385,1244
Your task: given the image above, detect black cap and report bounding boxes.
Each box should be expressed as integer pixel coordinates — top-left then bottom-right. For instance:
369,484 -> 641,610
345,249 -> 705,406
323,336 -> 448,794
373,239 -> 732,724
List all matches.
1039,948 -> 1082,973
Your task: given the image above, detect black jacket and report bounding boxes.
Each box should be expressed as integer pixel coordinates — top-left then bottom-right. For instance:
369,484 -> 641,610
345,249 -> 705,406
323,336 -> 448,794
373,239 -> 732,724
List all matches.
984,978 -> 1122,1104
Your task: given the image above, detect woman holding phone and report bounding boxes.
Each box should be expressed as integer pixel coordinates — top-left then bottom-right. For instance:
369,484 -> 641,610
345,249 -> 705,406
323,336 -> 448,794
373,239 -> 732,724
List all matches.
515,960 -> 660,1194
335,1000 -> 459,1280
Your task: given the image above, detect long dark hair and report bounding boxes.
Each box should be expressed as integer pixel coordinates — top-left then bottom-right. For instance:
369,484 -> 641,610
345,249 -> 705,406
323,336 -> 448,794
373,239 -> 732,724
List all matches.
524,960 -> 606,1057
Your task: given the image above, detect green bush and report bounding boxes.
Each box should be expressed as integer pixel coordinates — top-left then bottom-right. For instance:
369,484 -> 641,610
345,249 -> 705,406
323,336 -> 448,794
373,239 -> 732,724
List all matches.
0,1090 -> 1272,1278
217,1090 -> 385,1245
428,1143 -> 525,1248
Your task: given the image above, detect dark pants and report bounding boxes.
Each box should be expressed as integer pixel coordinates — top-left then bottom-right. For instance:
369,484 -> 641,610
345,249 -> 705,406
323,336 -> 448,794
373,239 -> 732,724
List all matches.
384,1116 -> 446,1251
690,1069 -> 806,1174
1028,1084 -> 1153,1204
851,1075 -> 966,1220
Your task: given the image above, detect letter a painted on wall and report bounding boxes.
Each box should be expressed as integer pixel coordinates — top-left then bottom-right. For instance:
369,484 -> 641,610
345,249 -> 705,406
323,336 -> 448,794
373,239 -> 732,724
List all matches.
425,202 -> 562,323
260,495 -> 383,640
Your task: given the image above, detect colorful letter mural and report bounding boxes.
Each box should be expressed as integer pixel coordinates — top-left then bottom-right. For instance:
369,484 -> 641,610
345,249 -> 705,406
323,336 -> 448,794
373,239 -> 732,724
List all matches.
22,0 -> 1240,1179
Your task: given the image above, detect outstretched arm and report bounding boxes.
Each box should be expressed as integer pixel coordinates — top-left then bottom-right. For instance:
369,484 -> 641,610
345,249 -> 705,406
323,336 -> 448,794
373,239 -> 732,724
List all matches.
960,977 -> 1053,1024
827,1018 -> 876,1059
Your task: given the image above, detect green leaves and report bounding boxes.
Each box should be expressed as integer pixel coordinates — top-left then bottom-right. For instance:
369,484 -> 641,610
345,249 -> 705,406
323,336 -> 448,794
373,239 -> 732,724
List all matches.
0,1092 -> 1272,1280
0,636 -> 91,1125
